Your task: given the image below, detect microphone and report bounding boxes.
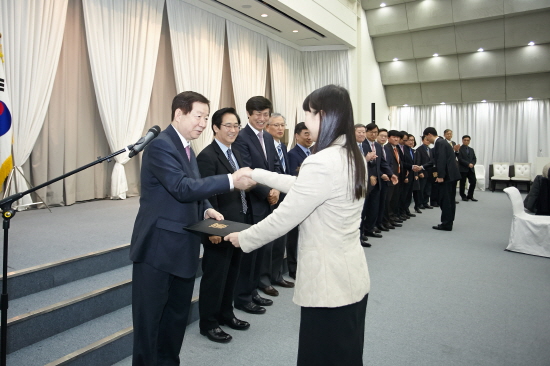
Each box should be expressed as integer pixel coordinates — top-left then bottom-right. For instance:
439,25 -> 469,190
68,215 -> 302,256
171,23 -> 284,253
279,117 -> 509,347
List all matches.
129,125 -> 161,158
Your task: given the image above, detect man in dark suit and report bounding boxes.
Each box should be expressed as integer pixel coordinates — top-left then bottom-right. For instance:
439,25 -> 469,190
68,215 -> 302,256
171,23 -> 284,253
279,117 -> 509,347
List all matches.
397,131 -> 416,219
232,96 -> 282,314
196,107 -> 252,344
423,127 -> 462,231
458,135 -> 478,202
413,135 -> 435,209
444,129 -> 461,205
261,113 -> 295,294
384,130 -> 404,228
375,129 -> 395,231
354,124 -> 374,247
130,92 -> 254,365
361,123 -> 396,239
286,122 -> 312,278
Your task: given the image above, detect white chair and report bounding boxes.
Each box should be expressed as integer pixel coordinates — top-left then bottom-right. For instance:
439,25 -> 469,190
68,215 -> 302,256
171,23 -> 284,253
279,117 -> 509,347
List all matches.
474,164 -> 486,191
511,163 -> 531,192
503,187 -> 550,258
490,162 -> 510,191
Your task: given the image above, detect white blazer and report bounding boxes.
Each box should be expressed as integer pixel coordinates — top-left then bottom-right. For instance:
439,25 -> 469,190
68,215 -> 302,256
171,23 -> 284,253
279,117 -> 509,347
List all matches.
239,135 -> 370,308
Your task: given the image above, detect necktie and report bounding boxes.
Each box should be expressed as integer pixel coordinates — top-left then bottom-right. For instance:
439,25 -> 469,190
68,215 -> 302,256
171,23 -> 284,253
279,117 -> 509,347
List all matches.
370,141 -> 376,160
227,149 -> 248,214
277,144 -> 286,173
393,147 -> 401,174
467,147 -> 470,156
185,145 -> 191,161
410,149 -> 413,160
359,143 -> 364,155
382,145 -> 386,159
257,131 -> 267,159
426,146 -> 430,157
306,148 -> 311,156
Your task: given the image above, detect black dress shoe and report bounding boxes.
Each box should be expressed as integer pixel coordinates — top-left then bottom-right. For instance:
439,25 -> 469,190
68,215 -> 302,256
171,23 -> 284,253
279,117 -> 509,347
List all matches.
373,227 -> 382,233
399,215 -> 409,221
424,205 -> 433,209
461,197 -> 469,201
261,286 -> 279,297
432,224 -> 452,231
360,239 -> 371,247
392,217 -> 404,223
235,302 -> 266,314
377,225 -> 390,232
456,201 -> 460,204
469,198 -> 478,202
385,224 -> 396,229
273,279 -> 295,288
414,208 -> 422,214
431,203 -> 439,207
389,221 -> 402,227
364,231 -> 383,238
200,327 -> 232,343
252,294 -> 273,306
407,213 -> 416,217
219,317 -> 250,330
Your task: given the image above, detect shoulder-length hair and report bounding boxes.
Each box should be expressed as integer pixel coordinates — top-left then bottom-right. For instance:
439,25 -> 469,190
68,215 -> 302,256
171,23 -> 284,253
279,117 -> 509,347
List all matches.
302,85 -> 366,200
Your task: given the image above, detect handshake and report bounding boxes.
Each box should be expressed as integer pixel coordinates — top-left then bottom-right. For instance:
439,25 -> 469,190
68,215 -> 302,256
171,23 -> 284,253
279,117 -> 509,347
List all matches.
231,167 -> 257,191
412,165 -> 423,172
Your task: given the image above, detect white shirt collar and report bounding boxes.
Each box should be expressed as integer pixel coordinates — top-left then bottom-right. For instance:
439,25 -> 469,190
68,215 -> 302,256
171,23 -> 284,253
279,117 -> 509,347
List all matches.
171,124 -> 190,148
248,123 -> 262,136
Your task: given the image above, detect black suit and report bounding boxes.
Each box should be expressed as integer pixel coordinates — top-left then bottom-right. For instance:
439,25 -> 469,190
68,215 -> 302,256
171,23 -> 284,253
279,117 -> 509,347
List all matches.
286,144 -> 309,276
376,144 -> 391,228
361,140 -> 393,232
130,125 -> 231,366
415,144 -> 434,206
458,145 -> 477,199
384,144 -> 402,223
232,125 -> 282,304
433,137 -> 462,229
398,145 -> 415,215
196,140 -> 250,332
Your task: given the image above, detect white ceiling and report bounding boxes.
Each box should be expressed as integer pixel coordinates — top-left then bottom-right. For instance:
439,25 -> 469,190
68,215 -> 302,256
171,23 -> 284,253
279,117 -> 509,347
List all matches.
362,0 -> 550,105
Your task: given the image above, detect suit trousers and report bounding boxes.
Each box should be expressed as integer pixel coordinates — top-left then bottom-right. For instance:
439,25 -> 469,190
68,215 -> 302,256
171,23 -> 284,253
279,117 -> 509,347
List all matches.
298,294 -> 368,366
259,236 -> 286,288
376,182 -> 388,227
199,241 -> 243,331
384,184 -> 396,223
362,185 -> 380,232
401,179 -> 414,213
430,178 -> 439,205
460,170 -> 477,199
438,180 -> 457,228
286,226 -> 299,277
132,262 -> 195,366
234,244 -> 267,305
421,176 -> 431,206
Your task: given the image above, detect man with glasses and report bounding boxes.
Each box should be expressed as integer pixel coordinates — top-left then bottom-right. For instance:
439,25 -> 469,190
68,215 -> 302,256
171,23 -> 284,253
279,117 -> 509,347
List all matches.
233,96 -> 283,314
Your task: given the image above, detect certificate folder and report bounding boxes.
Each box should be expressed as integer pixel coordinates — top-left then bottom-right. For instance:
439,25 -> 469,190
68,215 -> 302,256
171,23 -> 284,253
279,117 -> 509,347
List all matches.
185,219 -> 251,237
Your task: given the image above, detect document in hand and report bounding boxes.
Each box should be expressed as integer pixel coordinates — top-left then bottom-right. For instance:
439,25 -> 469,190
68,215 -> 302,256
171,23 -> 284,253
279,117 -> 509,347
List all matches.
185,219 -> 251,237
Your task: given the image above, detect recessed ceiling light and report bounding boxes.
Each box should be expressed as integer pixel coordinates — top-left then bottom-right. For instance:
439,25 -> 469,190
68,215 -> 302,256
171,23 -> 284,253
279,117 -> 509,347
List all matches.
481,100 -> 487,103
242,5 -> 251,8
440,102 -> 445,105
261,13 -> 268,17
528,41 -> 535,46
380,3 -> 387,7
393,58 -> 398,61
403,104 -> 409,107
433,53 -> 439,57
527,97 -> 533,100
477,48 -> 484,52
293,30 -> 298,33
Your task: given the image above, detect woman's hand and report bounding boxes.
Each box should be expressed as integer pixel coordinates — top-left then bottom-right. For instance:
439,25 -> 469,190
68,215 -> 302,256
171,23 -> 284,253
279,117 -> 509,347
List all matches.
224,232 -> 240,248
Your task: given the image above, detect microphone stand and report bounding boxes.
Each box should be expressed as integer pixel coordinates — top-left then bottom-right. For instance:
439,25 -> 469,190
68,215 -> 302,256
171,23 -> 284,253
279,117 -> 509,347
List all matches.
0,145 -> 137,366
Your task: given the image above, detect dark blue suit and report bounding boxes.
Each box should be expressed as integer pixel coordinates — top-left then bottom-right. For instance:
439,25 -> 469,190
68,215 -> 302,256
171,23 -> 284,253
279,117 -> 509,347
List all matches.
288,144 -> 308,176
130,125 -> 230,365
433,137 -> 461,229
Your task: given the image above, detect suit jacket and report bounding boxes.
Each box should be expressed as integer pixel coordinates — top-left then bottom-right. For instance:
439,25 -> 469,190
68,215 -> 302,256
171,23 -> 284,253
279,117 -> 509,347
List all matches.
384,143 -> 401,176
458,145 -> 477,173
433,137 -> 461,182
288,144 -> 308,176
129,125 -> 230,278
276,141 -> 291,175
239,135 -> 370,308
416,144 -> 434,172
233,125 -> 282,223
362,140 -> 393,190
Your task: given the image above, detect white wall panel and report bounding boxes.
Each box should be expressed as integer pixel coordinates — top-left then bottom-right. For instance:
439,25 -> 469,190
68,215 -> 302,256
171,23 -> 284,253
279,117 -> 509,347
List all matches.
506,73 -> 550,100
385,83 -> 423,106
504,0 -> 550,14
452,0 -> 504,23
458,50 -> 506,79
455,19 -> 504,53
506,44 -> 550,75
406,0 -> 453,31
365,5 -> 409,36
379,60 -> 419,84
461,77 -> 506,102
372,33 -> 414,62
505,11 -> 550,48
411,26 -> 457,58
421,81 -> 462,104
417,55 -> 459,82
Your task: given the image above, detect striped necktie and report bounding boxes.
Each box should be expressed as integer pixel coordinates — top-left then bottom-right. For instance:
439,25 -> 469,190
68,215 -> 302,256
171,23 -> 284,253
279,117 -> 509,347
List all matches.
277,143 -> 286,173
226,149 -> 248,214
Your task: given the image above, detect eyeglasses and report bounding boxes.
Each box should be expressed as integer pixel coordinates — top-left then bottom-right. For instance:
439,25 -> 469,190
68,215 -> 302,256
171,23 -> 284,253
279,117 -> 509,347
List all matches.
221,124 -> 241,130
269,124 -> 286,128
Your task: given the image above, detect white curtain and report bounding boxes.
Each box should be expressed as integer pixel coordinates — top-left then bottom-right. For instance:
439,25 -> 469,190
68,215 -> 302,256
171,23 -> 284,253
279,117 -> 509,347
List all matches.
166,0 -> 225,154
302,50 -> 350,97
226,21 -> 268,124
267,39 -> 303,146
389,100 -> 550,182
0,0 -> 68,208
82,0 -> 164,199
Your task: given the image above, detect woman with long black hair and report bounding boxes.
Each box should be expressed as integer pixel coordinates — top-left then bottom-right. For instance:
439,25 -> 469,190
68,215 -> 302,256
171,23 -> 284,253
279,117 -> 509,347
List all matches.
225,84 -> 370,365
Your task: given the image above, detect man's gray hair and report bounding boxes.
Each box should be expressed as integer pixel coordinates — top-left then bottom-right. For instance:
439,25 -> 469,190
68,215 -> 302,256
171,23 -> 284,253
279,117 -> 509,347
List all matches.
268,113 -> 285,124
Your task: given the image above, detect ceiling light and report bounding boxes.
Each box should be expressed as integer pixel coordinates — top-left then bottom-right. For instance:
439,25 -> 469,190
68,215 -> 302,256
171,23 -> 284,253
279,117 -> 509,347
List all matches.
481,100 -> 487,103
380,3 -> 387,7
440,102 -> 445,105
293,30 -> 298,33
393,58 -> 398,61
433,53 -> 439,57
477,48 -> 484,52
403,104 -> 409,107
527,97 -> 533,100
261,13 -> 268,17
528,41 -> 535,46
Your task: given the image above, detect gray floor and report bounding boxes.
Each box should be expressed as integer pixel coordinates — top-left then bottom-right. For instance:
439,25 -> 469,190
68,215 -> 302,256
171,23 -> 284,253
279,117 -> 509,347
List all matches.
5,190 -> 550,365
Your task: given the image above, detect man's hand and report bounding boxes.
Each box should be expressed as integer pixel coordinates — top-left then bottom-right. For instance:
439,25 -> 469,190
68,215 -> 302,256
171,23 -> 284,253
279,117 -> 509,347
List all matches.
406,170 -> 409,177
405,178 -> 409,184
412,165 -> 422,172
232,167 -> 256,191
436,177 -> 444,183
381,174 -> 389,181
453,144 -> 460,152
205,208 -> 224,220
415,175 -> 418,180
365,151 -> 377,161
469,163 -> 474,168
209,236 -> 222,244
224,232 -> 240,248
419,173 -> 424,178
391,175 -> 398,185
268,189 -> 280,205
